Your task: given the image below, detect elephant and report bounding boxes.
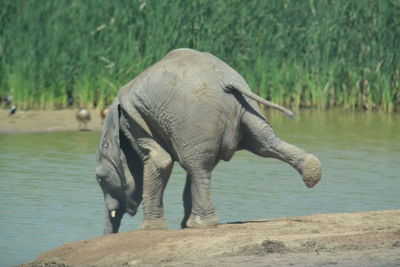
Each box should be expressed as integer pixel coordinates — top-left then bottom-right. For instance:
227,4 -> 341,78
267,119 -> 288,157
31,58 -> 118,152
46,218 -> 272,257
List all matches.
95,48 -> 321,234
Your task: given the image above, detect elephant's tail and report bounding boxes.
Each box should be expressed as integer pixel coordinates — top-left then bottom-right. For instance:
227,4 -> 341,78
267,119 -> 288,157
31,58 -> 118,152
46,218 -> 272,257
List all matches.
227,85 -> 296,119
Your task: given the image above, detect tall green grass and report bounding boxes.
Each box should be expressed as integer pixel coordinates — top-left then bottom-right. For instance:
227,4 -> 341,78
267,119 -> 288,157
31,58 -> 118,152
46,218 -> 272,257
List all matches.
0,0 -> 399,111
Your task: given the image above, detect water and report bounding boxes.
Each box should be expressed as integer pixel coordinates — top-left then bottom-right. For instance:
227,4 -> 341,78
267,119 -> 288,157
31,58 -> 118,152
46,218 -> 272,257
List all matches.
0,110 -> 399,267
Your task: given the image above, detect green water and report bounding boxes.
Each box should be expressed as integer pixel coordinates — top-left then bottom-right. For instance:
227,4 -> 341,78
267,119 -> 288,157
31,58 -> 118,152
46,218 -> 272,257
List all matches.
0,111 -> 399,266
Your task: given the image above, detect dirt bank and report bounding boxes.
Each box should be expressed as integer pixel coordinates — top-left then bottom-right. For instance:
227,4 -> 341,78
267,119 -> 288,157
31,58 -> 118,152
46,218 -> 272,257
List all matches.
21,210 -> 400,267
0,109 -> 103,134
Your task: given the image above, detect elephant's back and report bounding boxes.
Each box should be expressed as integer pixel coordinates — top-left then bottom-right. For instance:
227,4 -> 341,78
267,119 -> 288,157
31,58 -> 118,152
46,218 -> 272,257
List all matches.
120,48 -> 251,98
119,49 -> 244,164
123,49 -> 237,112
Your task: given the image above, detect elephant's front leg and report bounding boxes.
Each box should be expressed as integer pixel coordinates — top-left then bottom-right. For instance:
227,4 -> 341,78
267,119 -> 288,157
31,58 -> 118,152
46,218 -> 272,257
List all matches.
182,169 -> 219,228
139,143 -> 173,230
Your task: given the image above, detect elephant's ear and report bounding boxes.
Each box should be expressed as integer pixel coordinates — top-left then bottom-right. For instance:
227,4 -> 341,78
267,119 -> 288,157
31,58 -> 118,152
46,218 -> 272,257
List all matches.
99,100 -> 127,186
113,101 -> 122,148
115,102 -> 144,194
96,100 -> 124,188
105,100 -> 124,151
115,102 -> 129,188
116,103 -> 143,202
97,100 -> 120,161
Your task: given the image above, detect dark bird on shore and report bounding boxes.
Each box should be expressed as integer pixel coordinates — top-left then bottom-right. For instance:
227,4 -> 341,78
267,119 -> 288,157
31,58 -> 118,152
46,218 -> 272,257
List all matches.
9,105 -> 17,116
100,108 -> 109,124
76,108 -> 91,131
2,95 -> 12,107
67,96 -> 74,107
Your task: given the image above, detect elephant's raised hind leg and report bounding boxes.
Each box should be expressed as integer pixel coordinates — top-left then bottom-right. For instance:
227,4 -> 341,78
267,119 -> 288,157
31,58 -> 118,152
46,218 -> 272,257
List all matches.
241,111 -> 321,187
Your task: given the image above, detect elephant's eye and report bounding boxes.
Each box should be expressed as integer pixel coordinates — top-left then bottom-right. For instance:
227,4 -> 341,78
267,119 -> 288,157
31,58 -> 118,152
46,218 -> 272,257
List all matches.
96,176 -> 103,183
96,166 -> 107,181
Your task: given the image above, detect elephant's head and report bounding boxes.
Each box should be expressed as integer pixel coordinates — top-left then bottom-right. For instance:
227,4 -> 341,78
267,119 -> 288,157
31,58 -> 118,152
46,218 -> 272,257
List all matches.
95,102 -> 143,217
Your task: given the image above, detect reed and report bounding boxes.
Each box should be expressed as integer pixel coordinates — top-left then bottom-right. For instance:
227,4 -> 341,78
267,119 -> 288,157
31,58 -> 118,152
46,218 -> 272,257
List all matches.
0,0 -> 398,111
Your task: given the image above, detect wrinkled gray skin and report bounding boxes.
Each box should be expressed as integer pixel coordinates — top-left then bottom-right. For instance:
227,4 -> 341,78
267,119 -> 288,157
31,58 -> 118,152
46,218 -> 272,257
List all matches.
96,49 -> 321,234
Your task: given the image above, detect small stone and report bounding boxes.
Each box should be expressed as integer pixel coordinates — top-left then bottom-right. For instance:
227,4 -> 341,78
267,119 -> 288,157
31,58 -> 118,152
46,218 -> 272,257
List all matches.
128,260 -> 141,266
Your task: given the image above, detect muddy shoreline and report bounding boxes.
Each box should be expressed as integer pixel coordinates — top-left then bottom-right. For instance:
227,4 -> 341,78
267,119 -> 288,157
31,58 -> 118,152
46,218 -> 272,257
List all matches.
0,109 -> 103,134
21,210 -> 400,267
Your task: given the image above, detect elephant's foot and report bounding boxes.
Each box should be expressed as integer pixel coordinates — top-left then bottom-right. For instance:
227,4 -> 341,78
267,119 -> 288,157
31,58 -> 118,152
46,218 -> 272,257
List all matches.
299,153 -> 321,188
139,218 -> 167,230
185,214 -> 219,229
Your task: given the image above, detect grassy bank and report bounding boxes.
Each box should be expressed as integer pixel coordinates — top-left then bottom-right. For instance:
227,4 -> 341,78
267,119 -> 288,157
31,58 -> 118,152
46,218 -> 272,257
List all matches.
0,0 -> 399,111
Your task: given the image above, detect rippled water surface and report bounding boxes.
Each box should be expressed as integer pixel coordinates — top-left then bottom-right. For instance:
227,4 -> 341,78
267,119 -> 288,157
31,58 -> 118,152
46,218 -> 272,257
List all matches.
1,111 -> 399,266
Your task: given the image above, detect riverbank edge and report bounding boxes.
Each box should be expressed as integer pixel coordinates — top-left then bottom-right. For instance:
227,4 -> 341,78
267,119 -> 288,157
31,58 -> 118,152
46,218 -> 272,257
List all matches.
2,108 -> 399,135
0,109 -> 103,134
20,209 -> 400,267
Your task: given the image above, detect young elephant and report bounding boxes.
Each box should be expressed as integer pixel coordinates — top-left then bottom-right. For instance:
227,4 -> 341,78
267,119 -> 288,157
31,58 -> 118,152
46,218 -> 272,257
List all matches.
96,48 -> 321,234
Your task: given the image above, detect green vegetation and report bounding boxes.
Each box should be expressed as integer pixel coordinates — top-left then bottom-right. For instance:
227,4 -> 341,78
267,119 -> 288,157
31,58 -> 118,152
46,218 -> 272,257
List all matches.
0,0 -> 399,111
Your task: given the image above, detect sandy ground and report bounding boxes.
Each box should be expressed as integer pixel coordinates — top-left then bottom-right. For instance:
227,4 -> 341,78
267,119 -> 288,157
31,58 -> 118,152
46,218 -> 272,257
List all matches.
21,210 -> 400,267
0,109 -> 103,133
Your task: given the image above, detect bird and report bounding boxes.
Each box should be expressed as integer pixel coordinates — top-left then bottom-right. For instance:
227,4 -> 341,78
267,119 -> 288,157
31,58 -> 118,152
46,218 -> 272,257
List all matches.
100,108 -> 108,124
76,108 -> 91,131
67,96 -> 74,107
8,105 -> 17,116
3,95 -> 13,107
